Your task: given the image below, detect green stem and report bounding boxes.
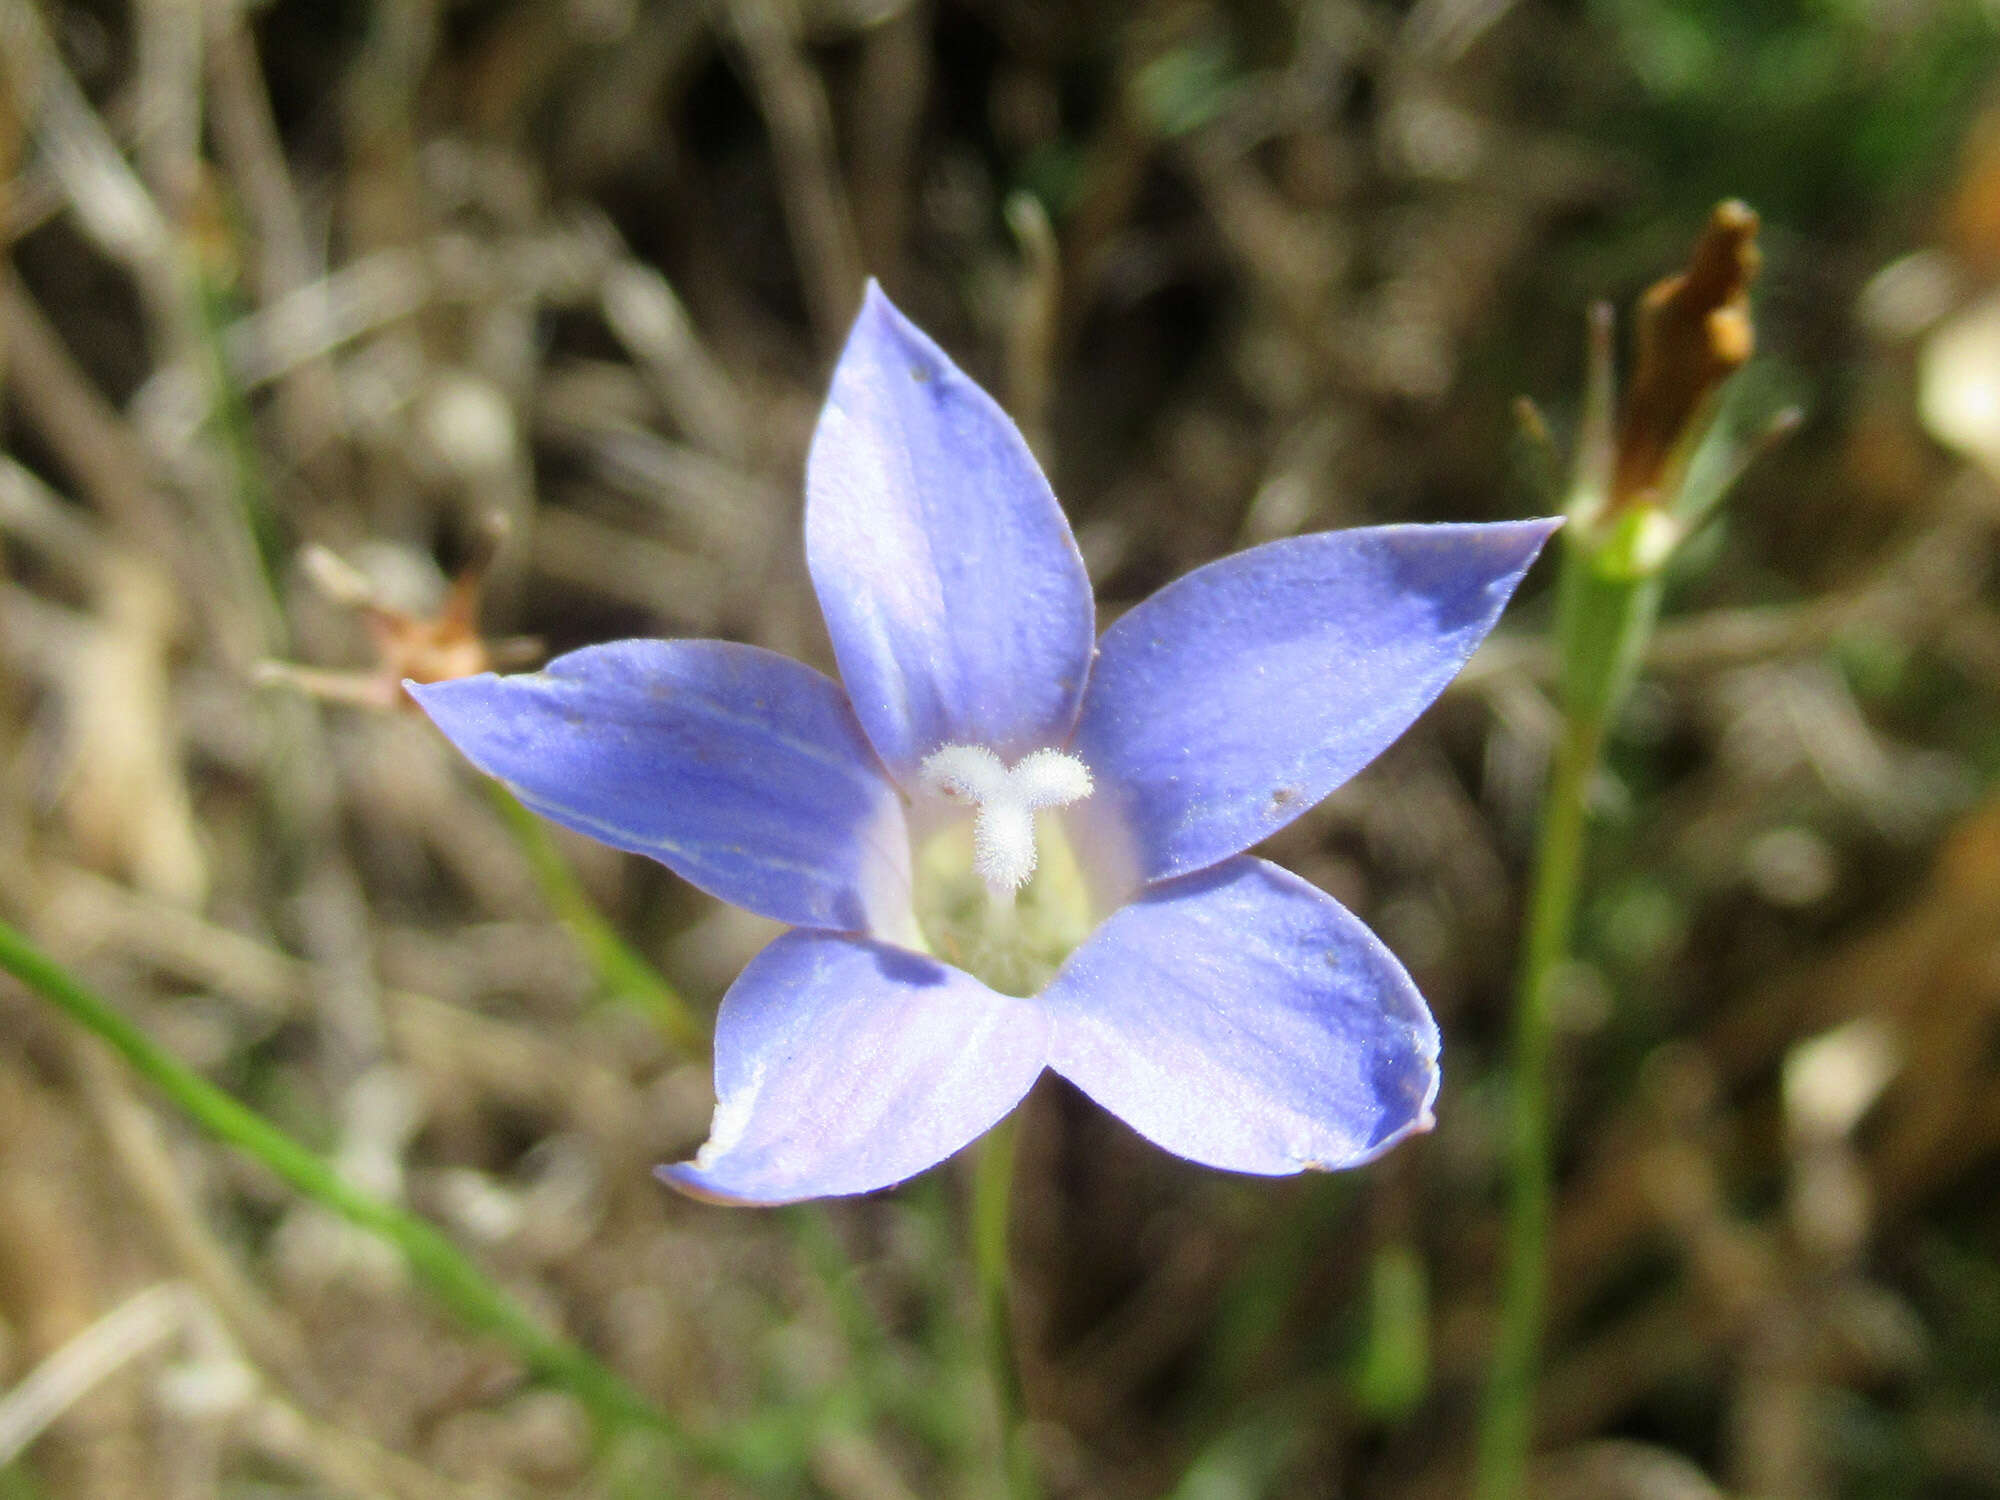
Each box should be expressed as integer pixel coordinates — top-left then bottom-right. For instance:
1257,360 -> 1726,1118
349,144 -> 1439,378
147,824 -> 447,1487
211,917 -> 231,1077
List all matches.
1474,540 -> 1660,1500
971,1116 -> 1038,1500
0,917 -> 741,1469
482,780 -> 708,1056
1474,709 -> 1596,1499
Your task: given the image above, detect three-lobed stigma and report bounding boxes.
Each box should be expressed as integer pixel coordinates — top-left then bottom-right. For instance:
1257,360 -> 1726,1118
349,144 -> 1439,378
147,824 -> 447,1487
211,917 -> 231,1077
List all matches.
912,743 -> 1098,995
919,744 -> 1093,891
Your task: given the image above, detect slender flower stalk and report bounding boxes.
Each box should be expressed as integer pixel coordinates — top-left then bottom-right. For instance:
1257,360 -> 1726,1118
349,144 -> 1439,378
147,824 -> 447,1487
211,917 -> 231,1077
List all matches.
0,916 -> 749,1468
1477,644 -> 1623,1500
1477,203 -> 1770,1500
971,1117 -> 1038,1500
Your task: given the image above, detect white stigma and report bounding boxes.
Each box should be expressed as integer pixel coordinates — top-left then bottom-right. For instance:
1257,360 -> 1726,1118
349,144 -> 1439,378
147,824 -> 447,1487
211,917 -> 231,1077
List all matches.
919,744 -> 1094,892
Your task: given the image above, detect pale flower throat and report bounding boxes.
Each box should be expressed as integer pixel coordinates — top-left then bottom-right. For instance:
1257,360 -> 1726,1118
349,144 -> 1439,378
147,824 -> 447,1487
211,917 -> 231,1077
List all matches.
911,744 -> 1097,996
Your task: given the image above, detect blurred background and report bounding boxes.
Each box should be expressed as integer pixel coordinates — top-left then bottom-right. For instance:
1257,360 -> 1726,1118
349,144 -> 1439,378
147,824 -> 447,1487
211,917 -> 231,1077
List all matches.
3,0 -> 2000,1496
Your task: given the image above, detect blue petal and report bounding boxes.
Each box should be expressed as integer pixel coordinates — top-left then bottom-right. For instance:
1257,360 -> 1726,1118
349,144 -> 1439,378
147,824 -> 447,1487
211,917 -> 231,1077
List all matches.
806,284 -> 1095,781
1072,520 -> 1557,881
1043,856 -> 1439,1175
410,640 -> 913,937
659,932 -> 1050,1204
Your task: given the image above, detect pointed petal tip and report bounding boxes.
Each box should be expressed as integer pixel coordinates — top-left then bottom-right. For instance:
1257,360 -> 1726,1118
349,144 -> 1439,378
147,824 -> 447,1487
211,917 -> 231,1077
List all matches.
401,671 -> 501,738
1484,514 -> 1565,566
1448,515 -> 1562,571
405,670 -> 517,729
1353,1049 -> 1443,1164
654,1162 -> 799,1209
1522,512 -> 1565,546
404,672 -> 481,707
846,278 -> 923,364
657,1156 -> 936,1208
1471,516 -> 1562,607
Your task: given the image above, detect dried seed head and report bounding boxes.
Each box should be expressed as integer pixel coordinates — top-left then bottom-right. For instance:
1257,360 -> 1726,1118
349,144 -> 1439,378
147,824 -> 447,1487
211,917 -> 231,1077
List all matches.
1611,200 -> 1762,512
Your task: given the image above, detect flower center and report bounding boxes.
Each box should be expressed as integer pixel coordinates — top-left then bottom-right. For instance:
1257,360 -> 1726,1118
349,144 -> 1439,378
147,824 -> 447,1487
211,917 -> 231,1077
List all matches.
911,744 -> 1097,996
919,745 -> 1093,891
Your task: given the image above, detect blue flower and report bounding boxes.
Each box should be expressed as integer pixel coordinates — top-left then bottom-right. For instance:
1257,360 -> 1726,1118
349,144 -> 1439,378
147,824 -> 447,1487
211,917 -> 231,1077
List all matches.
412,287 -> 1557,1205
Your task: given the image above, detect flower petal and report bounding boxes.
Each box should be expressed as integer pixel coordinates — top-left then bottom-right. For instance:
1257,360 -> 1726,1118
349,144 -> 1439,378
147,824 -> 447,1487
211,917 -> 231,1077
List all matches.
659,932 -> 1050,1204
806,284 -> 1095,781
410,640 -> 912,937
1073,520 -> 1557,881
1043,857 -> 1438,1176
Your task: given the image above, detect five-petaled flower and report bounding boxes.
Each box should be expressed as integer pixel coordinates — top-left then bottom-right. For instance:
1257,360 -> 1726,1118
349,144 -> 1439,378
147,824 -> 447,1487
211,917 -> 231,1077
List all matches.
412,287 -> 1557,1205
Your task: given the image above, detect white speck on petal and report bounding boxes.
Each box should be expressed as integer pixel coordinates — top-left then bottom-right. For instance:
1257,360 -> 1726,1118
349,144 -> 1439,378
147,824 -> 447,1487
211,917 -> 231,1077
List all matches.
694,1058 -> 766,1169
